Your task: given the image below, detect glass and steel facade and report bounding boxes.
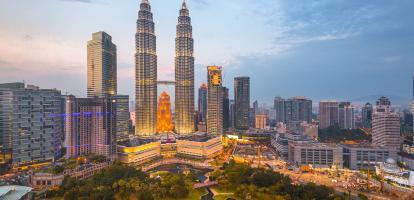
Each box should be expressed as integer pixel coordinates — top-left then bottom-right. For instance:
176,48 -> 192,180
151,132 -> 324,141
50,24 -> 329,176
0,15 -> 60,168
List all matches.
135,0 -> 158,137
87,31 -> 117,98
234,77 -> 250,130
175,1 -> 195,135
0,83 -> 62,167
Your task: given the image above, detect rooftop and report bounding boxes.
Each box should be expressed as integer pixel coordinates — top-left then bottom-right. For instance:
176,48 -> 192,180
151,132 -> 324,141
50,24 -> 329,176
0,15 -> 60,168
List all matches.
0,185 -> 32,200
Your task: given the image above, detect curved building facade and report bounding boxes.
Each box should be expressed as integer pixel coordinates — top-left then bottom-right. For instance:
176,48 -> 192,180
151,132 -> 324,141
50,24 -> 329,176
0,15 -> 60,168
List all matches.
175,1 -> 195,135
135,0 -> 158,136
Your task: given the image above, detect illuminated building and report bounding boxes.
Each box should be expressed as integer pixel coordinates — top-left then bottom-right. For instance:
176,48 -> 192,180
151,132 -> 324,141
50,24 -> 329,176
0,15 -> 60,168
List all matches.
255,114 -> 266,129
176,133 -> 223,159
234,77 -> 250,130
87,31 -> 117,98
118,140 -> 161,165
319,101 -> 339,129
198,83 -> 207,122
0,83 -> 62,168
64,96 -> 116,160
342,144 -> 397,170
207,66 -> 223,135
157,91 -> 174,133
135,0 -> 158,137
175,0 -> 195,135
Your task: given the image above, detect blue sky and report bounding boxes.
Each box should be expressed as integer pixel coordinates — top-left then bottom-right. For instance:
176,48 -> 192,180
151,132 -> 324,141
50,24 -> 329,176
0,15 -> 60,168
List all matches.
0,0 -> 413,106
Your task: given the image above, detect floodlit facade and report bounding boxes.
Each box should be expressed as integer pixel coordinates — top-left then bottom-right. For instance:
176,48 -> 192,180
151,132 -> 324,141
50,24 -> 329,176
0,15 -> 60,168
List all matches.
157,91 -> 174,133
135,0 -> 158,137
0,83 -> 62,168
207,66 -> 223,135
87,31 -> 117,98
176,133 -> 223,159
234,77 -> 250,130
64,96 -> 116,159
175,1 -> 195,135
255,114 -> 267,129
117,141 -> 161,165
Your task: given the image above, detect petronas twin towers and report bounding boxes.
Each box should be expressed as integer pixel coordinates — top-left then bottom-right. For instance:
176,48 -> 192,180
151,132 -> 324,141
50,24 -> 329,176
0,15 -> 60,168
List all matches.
135,0 -> 194,137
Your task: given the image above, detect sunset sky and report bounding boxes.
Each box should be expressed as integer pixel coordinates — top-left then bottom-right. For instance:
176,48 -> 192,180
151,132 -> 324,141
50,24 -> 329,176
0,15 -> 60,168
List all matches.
0,0 -> 413,105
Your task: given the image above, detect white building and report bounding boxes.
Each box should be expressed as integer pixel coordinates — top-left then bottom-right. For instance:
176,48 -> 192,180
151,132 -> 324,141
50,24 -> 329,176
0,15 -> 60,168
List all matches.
288,140 -> 343,168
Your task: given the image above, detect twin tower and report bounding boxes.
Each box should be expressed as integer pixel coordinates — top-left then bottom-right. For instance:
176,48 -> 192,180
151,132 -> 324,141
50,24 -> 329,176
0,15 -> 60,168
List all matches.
135,0 -> 194,136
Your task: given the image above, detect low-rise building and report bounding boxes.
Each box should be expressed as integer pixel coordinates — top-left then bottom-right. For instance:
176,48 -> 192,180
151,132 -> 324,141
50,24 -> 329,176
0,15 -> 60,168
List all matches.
0,185 -> 32,200
288,141 -> 343,168
117,140 -> 161,165
342,144 -> 397,170
176,133 -> 222,159
29,172 -> 64,190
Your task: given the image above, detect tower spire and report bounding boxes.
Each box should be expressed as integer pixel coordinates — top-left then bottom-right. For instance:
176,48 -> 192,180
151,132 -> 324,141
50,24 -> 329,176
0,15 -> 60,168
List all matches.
182,0 -> 187,9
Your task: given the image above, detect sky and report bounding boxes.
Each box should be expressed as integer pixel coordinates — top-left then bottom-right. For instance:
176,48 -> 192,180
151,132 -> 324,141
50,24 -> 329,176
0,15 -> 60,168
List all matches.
0,0 -> 413,106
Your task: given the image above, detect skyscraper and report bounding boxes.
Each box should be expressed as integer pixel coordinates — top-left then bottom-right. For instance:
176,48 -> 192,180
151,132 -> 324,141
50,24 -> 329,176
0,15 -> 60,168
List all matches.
319,101 -> 339,129
274,97 -> 285,122
222,87 -> 230,131
372,97 -> 400,151
338,102 -> 355,130
284,97 -> 312,128
114,95 -> 130,141
198,83 -> 207,122
87,31 -> 117,98
207,66 -> 223,135
175,1 -> 195,135
229,100 -> 235,129
135,0 -> 157,136
362,103 -> 373,128
234,77 -> 250,130
0,83 -> 62,167
64,96 -> 116,159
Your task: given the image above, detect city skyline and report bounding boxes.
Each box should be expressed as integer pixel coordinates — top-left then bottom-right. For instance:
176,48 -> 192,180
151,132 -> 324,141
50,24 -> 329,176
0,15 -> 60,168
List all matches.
0,0 -> 413,105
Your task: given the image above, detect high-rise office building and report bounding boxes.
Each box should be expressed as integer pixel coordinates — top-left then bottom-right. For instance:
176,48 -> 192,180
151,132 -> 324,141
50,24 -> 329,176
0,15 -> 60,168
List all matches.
284,97 -> 312,128
207,66 -> 223,135
198,83 -> 207,122
338,102 -> 355,130
135,0 -> 157,136
0,83 -> 62,167
362,102 -> 373,128
319,101 -> 339,129
87,31 -> 117,98
156,91 -> 174,133
229,100 -> 235,129
175,1 -> 195,135
114,95 -> 130,141
234,77 -> 250,130
372,97 -> 400,151
222,87 -> 230,131
274,97 -> 285,122
64,96 -> 116,159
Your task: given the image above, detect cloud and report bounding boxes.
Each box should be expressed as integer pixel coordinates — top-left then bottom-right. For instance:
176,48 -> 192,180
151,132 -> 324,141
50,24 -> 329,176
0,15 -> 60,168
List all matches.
189,0 -> 209,9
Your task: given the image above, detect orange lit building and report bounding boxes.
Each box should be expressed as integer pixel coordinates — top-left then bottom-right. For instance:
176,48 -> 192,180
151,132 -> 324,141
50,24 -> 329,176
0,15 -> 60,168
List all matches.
157,91 -> 174,133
